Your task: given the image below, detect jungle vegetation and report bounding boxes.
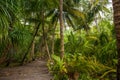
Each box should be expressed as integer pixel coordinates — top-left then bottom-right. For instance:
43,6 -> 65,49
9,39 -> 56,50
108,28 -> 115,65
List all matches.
0,0 -> 119,80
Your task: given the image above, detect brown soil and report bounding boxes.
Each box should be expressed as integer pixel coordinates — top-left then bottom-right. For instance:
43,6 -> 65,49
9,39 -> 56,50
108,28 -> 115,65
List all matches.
0,60 -> 53,80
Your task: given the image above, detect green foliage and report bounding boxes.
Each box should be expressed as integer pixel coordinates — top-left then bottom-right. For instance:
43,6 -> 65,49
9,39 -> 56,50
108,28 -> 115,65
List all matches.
54,38 -> 61,54
47,54 -> 68,80
52,19 -> 116,79
0,0 -> 116,80
48,53 -> 116,80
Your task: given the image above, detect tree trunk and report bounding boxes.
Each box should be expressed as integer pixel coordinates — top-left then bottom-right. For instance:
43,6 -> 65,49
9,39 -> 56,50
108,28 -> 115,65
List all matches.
51,19 -> 58,54
59,0 -> 64,59
21,22 -> 40,65
30,40 -> 35,61
112,0 -> 120,80
42,10 -> 51,60
51,32 -> 55,54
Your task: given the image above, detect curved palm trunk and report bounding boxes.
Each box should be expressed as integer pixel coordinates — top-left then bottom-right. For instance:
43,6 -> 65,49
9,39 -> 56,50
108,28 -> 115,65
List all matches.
21,22 -> 41,65
112,0 -> 120,80
59,0 -> 64,59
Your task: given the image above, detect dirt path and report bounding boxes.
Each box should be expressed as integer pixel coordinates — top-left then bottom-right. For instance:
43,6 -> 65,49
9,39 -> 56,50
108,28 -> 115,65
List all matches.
0,60 -> 52,80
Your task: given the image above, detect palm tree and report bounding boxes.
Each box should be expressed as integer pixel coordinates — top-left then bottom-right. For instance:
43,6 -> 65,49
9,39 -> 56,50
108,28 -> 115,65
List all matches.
112,0 -> 120,80
20,0 -> 58,63
59,0 -> 64,59
46,0 -> 109,58
0,0 -> 17,65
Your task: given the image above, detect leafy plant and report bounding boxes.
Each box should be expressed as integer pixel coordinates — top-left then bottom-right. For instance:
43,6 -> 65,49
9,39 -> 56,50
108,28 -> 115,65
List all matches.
47,54 -> 67,80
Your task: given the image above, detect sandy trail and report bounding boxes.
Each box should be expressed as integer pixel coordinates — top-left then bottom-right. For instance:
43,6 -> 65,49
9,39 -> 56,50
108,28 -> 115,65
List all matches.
0,60 -> 52,80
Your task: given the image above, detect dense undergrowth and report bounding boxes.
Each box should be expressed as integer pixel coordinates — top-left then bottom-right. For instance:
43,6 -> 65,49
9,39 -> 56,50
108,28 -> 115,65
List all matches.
47,20 -> 117,80
0,0 -> 117,80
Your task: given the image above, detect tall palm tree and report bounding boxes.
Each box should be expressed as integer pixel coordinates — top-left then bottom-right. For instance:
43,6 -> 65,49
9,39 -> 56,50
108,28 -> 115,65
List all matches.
46,0 -> 109,58
59,0 -> 64,59
112,0 -> 120,80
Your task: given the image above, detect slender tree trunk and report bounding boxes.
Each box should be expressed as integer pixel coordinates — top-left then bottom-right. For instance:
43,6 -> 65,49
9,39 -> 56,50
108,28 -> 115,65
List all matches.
59,0 -> 64,59
42,10 -> 51,60
112,0 -> 120,80
30,16 -> 37,61
21,22 -> 40,65
51,19 -> 58,54
45,40 -> 51,59
51,33 -> 55,54
30,40 -> 35,61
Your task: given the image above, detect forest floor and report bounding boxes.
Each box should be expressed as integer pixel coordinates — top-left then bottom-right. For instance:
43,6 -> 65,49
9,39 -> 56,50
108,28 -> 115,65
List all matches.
0,59 -> 52,80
